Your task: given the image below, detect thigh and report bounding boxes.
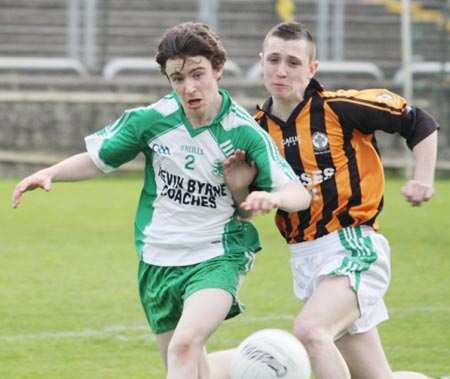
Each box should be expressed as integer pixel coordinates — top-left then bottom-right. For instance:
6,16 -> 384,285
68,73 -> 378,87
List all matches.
336,327 -> 394,379
175,288 -> 233,342
295,275 -> 360,338
291,226 -> 391,335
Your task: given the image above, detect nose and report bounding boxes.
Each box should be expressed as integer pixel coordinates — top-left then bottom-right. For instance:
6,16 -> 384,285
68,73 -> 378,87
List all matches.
276,63 -> 287,77
185,78 -> 196,94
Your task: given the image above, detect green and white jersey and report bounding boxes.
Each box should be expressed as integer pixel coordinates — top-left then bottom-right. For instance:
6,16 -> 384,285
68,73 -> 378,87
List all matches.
85,89 -> 297,266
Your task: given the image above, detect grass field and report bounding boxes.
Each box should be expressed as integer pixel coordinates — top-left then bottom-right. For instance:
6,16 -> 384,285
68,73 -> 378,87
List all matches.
1,175 -> 449,379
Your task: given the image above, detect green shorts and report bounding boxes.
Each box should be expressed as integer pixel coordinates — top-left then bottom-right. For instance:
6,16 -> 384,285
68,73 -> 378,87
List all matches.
138,250 -> 255,334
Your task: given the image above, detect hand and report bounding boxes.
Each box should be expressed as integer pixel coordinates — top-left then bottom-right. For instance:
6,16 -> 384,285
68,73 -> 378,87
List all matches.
401,179 -> 434,207
11,171 -> 52,208
223,149 -> 257,192
241,191 -> 280,217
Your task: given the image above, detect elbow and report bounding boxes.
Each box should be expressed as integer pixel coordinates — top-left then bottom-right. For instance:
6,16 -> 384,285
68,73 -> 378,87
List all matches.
294,182 -> 312,211
281,191 -> 311,212
278,181 -> 312,212
303,194 -> 312,210
295,193 -> 311,212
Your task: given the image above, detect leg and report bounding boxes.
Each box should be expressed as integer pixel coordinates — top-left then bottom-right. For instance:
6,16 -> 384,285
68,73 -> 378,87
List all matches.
166,288 -> 233,379
155,328 -> 233,379
156,330 -> 230,379
293,275 -> 361,379
198,347 -> 212,379
155,330 -> 174,370
336,327 -> 393,379
336,327 -> 431,379
205,328 -> 434,379
208,348 -> 237,379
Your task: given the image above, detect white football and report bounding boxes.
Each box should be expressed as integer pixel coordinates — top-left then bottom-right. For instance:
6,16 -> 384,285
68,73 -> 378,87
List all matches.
230,328 -> 311,379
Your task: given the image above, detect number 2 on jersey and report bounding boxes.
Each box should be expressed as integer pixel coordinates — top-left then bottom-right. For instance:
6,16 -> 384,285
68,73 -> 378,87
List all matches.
185,154 -> 195,170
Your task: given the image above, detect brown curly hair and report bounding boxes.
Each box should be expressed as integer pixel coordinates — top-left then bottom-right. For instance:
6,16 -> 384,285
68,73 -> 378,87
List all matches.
156,22 -> 227,76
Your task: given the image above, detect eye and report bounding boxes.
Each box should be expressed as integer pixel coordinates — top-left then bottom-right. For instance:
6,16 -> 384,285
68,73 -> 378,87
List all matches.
171,76 -> 184,84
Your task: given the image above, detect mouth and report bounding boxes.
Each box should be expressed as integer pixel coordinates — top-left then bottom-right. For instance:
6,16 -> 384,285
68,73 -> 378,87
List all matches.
187,98 -> 202,109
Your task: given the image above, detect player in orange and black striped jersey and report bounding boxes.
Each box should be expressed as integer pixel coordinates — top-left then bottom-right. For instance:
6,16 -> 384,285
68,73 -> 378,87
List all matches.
255,83 -> 437,244
220,21 -> 441,379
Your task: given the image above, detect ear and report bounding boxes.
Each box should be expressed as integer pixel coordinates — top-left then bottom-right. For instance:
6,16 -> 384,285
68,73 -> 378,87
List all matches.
259,52 -> 263,66
215,64 -> 224,81
308,60 -> 319,79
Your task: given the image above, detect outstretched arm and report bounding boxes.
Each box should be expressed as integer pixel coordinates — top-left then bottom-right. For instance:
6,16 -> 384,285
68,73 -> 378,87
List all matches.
12,152 -> 102,208
401,130 -> 437,206
241,180 -> 310,217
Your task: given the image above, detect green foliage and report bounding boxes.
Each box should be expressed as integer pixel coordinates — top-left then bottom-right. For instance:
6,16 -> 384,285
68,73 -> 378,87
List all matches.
1,176 -> 449,378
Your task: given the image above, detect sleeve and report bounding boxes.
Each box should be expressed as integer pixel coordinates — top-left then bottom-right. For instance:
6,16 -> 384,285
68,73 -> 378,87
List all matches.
397,106 -> 440,150
329,89 -> 440,150
239,124 -> 298,192
85,109 -> 142,173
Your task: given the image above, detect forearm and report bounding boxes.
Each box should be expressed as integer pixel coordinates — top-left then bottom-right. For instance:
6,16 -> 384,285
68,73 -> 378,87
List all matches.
12,152 -> 103,209
46,152 -> 102,182
412,130 -> 437,185
241,180 -> 311,217
231,187 -> 254,219
400,130 -> 437,206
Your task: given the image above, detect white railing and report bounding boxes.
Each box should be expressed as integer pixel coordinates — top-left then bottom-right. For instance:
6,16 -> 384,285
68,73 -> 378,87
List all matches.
0,57 -> 88,77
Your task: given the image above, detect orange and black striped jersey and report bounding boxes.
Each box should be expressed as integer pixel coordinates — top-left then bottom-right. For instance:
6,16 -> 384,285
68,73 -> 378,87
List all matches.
255,79 -> 439,243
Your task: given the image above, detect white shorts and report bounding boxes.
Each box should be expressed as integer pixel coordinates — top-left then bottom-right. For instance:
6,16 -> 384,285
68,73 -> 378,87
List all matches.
289,225 -> 391,335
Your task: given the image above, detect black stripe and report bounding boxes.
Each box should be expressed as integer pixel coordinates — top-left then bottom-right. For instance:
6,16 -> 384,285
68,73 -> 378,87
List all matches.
337,112 -> 360,228
278,116 -> 303,241
310,96 -> 339,238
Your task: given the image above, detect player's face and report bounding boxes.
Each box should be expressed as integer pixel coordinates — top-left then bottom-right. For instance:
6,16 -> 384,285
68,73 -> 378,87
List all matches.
166,56 -> 224,127
261,36 -> 318,105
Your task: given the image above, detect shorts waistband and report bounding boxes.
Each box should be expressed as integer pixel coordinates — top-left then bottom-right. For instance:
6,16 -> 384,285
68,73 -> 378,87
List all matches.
289,225 -> 374,256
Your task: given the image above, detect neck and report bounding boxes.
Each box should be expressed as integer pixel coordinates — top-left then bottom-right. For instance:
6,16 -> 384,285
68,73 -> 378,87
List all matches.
271,97 -> 302,122
189,92 -> 223,128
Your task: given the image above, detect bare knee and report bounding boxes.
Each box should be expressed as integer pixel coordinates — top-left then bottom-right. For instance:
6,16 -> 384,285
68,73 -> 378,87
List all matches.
168,331 -> 204,364
293,316 -> 334,359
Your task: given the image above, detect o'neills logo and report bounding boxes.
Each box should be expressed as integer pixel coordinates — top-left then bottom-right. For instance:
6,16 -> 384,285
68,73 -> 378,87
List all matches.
311,132 -> 329,152
375,93 -> 395,102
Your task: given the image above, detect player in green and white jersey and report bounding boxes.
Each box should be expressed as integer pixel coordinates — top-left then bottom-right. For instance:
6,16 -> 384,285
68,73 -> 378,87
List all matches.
12,22 -> 311,379
85,87 -> 299,267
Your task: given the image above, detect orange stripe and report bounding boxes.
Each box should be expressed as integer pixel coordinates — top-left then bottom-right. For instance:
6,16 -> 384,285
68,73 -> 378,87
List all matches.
348,130 -> 384,225
266,119 -> 285,157
326,98 -> 403,116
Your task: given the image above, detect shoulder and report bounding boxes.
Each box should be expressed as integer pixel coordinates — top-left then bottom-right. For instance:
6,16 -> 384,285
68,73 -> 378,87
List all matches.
149,93 -> 181,117
321,88 -> 406,109
218,91 -> 258,131
118,94 -> 182,129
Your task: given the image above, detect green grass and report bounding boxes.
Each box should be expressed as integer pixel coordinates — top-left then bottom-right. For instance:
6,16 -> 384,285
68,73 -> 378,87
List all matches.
1,175 -> 449,378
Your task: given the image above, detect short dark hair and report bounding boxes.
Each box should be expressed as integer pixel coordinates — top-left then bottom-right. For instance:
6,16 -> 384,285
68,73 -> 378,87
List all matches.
263,21 -> 316,61
156,22 -> 227,76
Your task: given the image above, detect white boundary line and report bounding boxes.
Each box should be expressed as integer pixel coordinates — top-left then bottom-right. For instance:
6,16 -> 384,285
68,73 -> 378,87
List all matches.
1,308 -> 449,343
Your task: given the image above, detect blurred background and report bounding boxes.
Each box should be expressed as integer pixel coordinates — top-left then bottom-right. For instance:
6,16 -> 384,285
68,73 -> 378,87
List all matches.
0,0 -> 449,177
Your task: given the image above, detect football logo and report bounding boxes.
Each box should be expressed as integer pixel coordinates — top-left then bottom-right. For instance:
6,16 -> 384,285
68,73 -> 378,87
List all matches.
212,159 -> 224,177
311,132 -> 329,152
